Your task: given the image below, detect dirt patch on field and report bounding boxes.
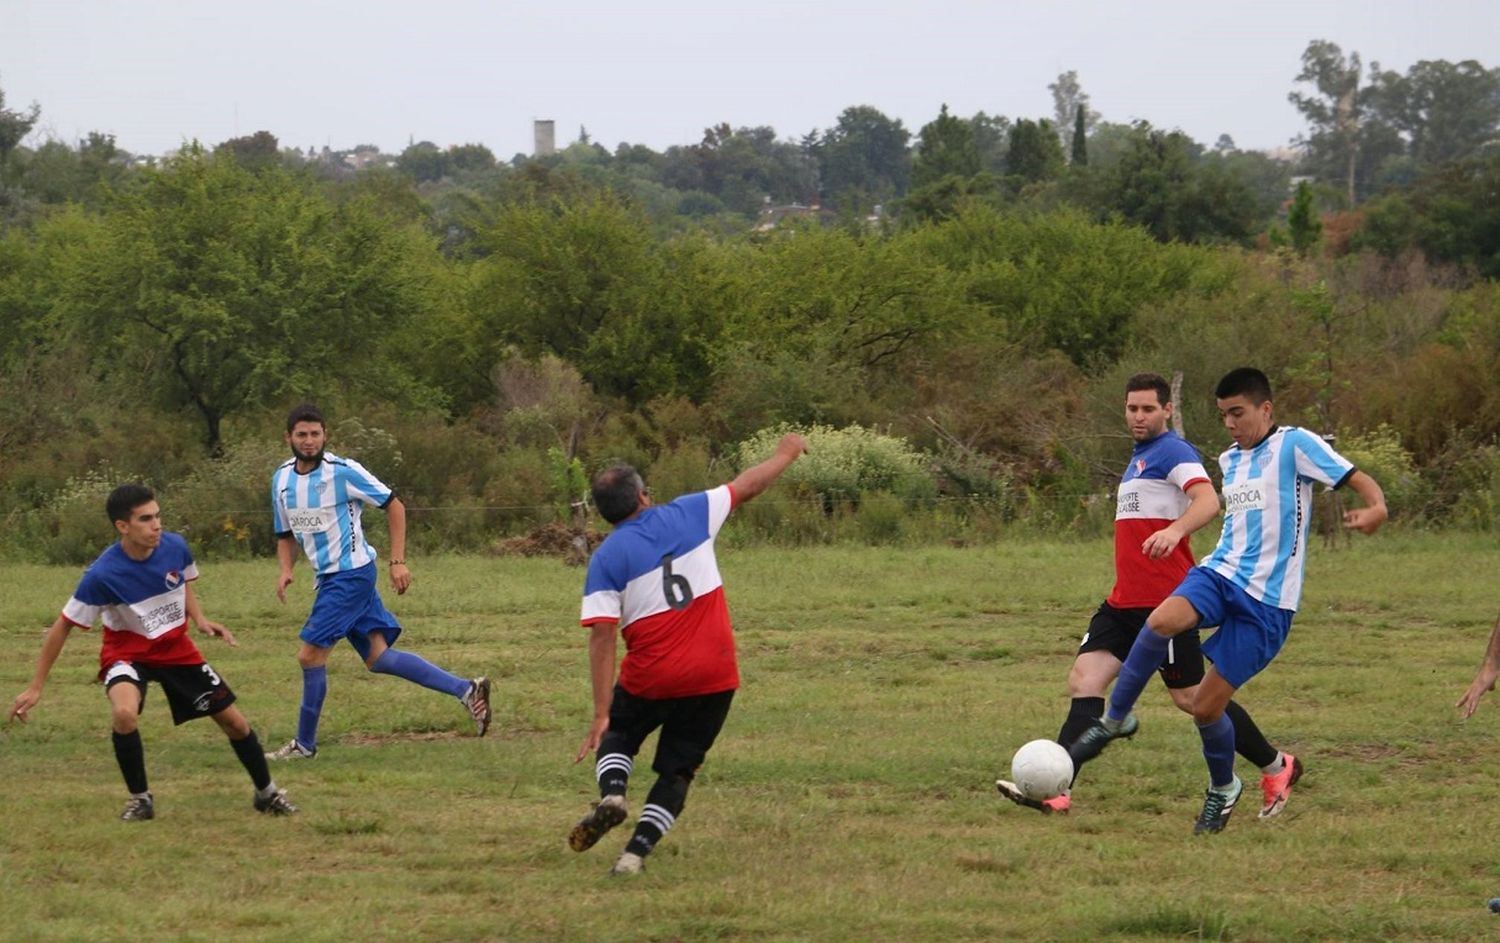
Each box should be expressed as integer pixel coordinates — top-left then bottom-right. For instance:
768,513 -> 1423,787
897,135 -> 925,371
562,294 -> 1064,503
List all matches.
490,523 -> 605,563
339,730 -> 467,746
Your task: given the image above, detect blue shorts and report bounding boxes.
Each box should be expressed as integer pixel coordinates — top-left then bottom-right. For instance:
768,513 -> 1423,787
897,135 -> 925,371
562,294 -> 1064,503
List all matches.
300,562 -> 402,656
1171,567 -> 1294,689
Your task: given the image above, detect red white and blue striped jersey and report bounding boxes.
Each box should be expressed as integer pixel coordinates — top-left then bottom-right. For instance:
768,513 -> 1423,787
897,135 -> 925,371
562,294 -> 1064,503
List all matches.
61,532 -> 205,672
1108,431 -> 1211,609
581,485 -> 739,699
1202,426 -> 1355,611
271,452 -> 394,575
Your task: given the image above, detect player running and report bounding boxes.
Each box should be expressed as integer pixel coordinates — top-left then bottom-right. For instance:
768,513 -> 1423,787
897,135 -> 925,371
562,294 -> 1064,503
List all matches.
568,433 -> 807,876
997,373 -> 1300,817
1070,368 -> 1386,834
7,484 -> 296,820
265,403 -> 490,761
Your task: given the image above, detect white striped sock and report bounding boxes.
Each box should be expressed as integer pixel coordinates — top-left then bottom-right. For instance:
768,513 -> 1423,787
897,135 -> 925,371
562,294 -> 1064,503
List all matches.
596,753 -> 633,785
639,803 -> 676,836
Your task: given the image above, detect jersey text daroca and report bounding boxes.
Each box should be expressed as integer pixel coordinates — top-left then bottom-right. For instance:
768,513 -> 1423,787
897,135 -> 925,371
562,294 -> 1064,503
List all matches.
1222,480 -> 1267,514
286,507 -> 334,533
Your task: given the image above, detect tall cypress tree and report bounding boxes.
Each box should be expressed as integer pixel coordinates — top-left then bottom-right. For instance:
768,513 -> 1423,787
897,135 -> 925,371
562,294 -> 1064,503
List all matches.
1071,104 -> 1088,166
1288,180 -> 1322,256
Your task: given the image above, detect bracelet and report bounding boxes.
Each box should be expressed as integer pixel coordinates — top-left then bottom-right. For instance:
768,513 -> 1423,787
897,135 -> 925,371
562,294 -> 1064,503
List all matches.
389,559 -> 406,566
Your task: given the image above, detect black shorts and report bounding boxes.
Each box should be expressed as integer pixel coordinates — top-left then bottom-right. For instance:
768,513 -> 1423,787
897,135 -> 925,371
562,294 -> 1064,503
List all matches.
602,684 -> 735,779
1078,602 -> 1205,689
103,660 -> 237,725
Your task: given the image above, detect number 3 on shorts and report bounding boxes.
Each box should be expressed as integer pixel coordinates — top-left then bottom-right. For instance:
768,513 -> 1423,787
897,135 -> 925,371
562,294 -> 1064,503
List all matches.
201,663 -> 221,686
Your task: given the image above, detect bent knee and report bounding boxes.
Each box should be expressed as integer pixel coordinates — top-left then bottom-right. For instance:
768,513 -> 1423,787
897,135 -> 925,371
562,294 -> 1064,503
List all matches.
110,710 -> 139,733
1167,687 -> 1198,714
214,708 -> 251,738
1191,703 -> 1226,726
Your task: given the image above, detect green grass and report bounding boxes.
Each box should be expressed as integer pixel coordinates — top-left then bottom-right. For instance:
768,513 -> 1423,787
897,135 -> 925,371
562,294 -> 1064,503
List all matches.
3,534 -> 1500,941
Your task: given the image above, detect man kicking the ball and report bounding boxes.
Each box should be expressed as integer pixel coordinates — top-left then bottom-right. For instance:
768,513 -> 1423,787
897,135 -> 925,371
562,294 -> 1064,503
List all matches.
1069,368 -> 1386,834
8,484 -> 296,820
998,373 -> 1300,818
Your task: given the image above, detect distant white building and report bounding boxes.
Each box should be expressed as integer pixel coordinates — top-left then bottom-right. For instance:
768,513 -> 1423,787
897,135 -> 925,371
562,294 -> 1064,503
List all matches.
534,120 -> 556,157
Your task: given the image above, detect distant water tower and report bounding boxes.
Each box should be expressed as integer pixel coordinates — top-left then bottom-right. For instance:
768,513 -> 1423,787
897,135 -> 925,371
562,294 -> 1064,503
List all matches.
534,120 -> 556,157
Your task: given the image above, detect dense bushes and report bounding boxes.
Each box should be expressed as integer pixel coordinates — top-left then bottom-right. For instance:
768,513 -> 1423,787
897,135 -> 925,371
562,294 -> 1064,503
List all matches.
2,152 -> 1499,561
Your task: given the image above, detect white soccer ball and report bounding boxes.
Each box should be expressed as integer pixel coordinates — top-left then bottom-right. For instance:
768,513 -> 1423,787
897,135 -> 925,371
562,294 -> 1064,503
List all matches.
1009,739 -> 1074,801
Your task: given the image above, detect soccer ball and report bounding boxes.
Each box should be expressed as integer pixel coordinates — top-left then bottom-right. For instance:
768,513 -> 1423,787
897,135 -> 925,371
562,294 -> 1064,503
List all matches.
1009,739 -> 1074,801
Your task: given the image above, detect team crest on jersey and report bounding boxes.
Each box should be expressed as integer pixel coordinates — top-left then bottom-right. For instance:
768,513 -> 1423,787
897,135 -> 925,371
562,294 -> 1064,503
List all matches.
1254,449 -> 1275,470
313,480 -> 329,494
1135,459 -> 1146,475
164,570 -> 182,589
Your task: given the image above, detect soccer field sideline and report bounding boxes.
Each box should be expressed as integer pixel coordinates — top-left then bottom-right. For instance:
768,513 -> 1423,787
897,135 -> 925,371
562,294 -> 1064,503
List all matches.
3,536 -> 1499,941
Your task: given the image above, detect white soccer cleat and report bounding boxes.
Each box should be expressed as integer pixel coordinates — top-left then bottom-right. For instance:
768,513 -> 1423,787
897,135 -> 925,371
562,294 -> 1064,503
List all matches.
461,677 -> 492,737
265,739 -> 317,761
610,851 -> 645,876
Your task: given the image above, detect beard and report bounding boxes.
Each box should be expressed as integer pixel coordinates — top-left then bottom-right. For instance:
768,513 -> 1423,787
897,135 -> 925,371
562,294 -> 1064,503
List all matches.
291,444 -> 325,466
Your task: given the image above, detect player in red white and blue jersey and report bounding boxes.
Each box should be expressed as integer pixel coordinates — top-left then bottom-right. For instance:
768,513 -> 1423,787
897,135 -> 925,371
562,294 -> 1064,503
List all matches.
1072,368 -> 1387,834
264,404 -> 490,761
567,432 -> 807,876
998,374 -> 1296,818
8,484 -> 296,821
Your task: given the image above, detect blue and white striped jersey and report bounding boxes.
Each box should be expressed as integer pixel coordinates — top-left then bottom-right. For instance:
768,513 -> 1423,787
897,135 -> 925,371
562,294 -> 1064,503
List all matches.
1201,426 -> 1355,611
271,452 -> 394,575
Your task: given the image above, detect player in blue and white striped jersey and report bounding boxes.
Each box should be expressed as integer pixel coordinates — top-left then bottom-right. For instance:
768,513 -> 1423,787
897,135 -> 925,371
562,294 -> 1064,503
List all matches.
1072,368 -> 1387,834
265,404 -> 491,761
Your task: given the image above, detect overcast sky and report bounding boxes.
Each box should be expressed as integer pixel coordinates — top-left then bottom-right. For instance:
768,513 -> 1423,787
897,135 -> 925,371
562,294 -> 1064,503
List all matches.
3,0 -> 1497,159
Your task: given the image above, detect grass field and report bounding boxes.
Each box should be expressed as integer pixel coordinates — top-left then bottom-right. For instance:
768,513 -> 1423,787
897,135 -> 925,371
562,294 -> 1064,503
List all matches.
3,533 -> 1500,942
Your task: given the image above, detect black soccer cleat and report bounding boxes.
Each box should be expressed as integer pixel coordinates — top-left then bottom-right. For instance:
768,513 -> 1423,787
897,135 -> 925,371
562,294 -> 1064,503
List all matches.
1193,776 -> 1243,835
254,788 -> 300,816
120,793 -> 155,822
568,794 -> 628,852
1067,713 -> 1139,767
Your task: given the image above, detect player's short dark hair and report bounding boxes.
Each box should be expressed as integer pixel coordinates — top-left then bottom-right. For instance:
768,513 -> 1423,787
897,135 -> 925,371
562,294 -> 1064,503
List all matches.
1125,372 -> 1171,406
592,464 -> 645,525
286,403 -> 325,432
106,483 -> 156,524
1215,367 -> 1274,405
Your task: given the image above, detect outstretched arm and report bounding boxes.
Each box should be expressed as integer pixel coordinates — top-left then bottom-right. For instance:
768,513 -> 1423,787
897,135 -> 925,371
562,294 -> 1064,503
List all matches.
1142,480 -> 1220,559
728,433 -> 808,505
1341,470 -> 1387,534
8,616 -> 73,724
1457,610 -> 1500,718
575,623 -> 618,762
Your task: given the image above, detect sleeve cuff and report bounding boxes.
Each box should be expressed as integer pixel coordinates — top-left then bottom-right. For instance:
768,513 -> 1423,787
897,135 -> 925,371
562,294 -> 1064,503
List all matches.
581,617 -> 619,627
1333,467 -> 1357,490
274,530 -> 293,540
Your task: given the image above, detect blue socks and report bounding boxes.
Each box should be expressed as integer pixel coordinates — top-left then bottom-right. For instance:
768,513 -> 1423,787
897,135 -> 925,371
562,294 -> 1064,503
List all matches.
370,647 -> 470,698
297,666 -> 328,751
1198,713 -> 1237,788
1107,630 -> 1171,722
297,649 -> 467,752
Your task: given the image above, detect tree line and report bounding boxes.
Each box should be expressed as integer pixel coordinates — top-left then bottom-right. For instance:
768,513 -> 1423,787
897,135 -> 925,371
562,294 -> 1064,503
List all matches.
0,41 -> 1498,561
